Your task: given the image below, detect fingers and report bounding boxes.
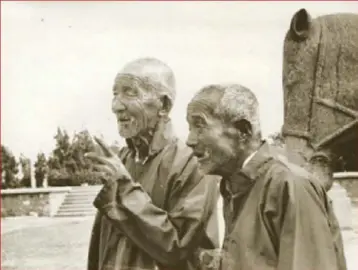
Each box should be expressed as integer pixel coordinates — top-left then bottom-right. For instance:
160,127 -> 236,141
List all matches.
93,136 -> 114,157
85,150 -> 131,181
92,165 -> 114,184
93,171 -> 107,178
93,164 -> 113,175
93,142 -> 104,155
85,152 -> 108,164
93,171 -> 109,184
85,151 -> 124,171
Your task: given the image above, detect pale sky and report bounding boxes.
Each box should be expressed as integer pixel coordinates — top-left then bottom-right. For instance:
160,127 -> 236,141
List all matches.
2,1 -> 357,162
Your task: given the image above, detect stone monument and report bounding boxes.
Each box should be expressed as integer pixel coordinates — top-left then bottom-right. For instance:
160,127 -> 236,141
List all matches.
281,9 -> 358,229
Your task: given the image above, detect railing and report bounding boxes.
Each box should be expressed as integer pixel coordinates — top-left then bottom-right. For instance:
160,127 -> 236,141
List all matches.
334,171 -> 358,205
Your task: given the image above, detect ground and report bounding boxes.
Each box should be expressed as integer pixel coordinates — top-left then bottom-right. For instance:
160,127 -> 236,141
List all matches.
1,217 -> 93,270
1,209 -> 358,270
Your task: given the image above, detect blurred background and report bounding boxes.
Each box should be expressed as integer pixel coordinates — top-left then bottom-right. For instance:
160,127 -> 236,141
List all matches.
2,1 -> 357,163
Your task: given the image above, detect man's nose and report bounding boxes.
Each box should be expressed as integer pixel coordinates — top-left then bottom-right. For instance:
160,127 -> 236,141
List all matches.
112,97 -> 126,112
186,132 -> 198,148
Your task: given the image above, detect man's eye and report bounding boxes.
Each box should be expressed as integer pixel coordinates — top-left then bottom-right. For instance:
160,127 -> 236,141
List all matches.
123,86 -> 138,96
194,120 -> 205,128
193,123 -> 205,134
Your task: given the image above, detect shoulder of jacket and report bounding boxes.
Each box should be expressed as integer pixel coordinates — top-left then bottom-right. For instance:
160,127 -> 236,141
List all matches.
268,150 -> 325,196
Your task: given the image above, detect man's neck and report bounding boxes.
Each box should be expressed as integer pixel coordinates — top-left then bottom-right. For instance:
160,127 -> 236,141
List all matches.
219,151 -> 252,179
131,129 -> 155,161
222,141 -> 260,179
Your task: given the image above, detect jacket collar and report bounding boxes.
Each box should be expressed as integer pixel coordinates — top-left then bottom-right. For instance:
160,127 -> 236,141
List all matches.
239,141 -> 274,181
221,141 -> 275,198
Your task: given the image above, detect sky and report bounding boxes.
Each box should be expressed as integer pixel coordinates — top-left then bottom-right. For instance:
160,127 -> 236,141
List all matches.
2,1 -> 358,162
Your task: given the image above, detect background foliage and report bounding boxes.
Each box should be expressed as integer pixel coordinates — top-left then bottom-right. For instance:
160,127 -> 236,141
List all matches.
1,127 -> 110,188
3,128 -> 353,189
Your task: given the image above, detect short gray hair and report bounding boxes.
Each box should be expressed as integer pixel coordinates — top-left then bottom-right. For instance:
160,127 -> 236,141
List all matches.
192,84 -> 261,138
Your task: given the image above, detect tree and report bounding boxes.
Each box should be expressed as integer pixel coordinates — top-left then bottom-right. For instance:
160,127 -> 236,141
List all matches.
1,145 -> 20,189
19,154 -> 32,187
34,153 -> 48,187
69,130 -> 95,170
68,130 -> 101,185
47,128 -> 73,186
53,127 -> 72,168
47,127 -> 102,186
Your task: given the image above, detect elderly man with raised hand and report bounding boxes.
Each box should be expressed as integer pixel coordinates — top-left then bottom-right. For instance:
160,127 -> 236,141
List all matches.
86,57 -> 219,270
185,83 -> 343,270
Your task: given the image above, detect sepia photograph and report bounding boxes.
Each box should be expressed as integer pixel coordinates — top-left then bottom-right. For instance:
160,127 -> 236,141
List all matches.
1,1 -> 358,269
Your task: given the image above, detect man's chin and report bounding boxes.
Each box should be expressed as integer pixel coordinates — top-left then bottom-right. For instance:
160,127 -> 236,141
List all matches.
197,161 -> 215,175
119,132 -> 133,139
118,128 -> 139,139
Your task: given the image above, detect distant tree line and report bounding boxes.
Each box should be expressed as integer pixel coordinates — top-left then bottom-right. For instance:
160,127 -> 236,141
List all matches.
1,127 -> 120,189
3,129 -> 353,189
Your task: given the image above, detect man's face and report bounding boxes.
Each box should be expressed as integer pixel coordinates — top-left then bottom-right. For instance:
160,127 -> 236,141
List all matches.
112,74 -> 161,139
186,101 -> 239,176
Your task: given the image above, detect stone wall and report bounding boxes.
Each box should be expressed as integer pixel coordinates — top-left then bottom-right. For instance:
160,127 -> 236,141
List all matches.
334,172 -> 358,205
1,187 -> 71,217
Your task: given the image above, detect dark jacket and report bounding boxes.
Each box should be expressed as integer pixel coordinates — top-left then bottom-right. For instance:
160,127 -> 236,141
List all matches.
87,121 -> 219,270
219,142 -> 346,270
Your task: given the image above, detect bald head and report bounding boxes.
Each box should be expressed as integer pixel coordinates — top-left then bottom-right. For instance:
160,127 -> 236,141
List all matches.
190,84 -> 261,139
112,57 -> 176,139
117,57 -> 176,104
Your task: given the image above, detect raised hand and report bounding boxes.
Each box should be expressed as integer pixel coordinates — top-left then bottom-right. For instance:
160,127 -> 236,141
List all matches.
85,136 -> 131,182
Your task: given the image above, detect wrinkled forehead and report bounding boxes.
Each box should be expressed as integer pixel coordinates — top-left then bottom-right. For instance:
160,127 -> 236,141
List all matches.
113,73 -> 162,96
115,73 -> 142,85
187,89 -> 224,120
113,73 -> 144,91
114,61 -> 175,99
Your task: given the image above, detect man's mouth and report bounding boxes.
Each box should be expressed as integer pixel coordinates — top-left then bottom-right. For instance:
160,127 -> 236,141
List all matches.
194,150 -> 210,162
118,117 -> 131,123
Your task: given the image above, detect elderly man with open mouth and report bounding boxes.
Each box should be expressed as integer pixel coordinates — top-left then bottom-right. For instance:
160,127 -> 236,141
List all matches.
185,83 -> 343,270
86,57 -> 219,270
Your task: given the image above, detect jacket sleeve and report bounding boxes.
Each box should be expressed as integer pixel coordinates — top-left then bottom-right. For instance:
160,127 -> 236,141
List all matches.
87,211 -> 102,270
93,153 -> 219,267
264,166 -> 341,270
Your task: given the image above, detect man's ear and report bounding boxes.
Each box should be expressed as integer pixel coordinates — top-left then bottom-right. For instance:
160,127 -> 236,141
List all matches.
233,119 -> 253,138
158,95 -> 172,116
289,8 -> 312,41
